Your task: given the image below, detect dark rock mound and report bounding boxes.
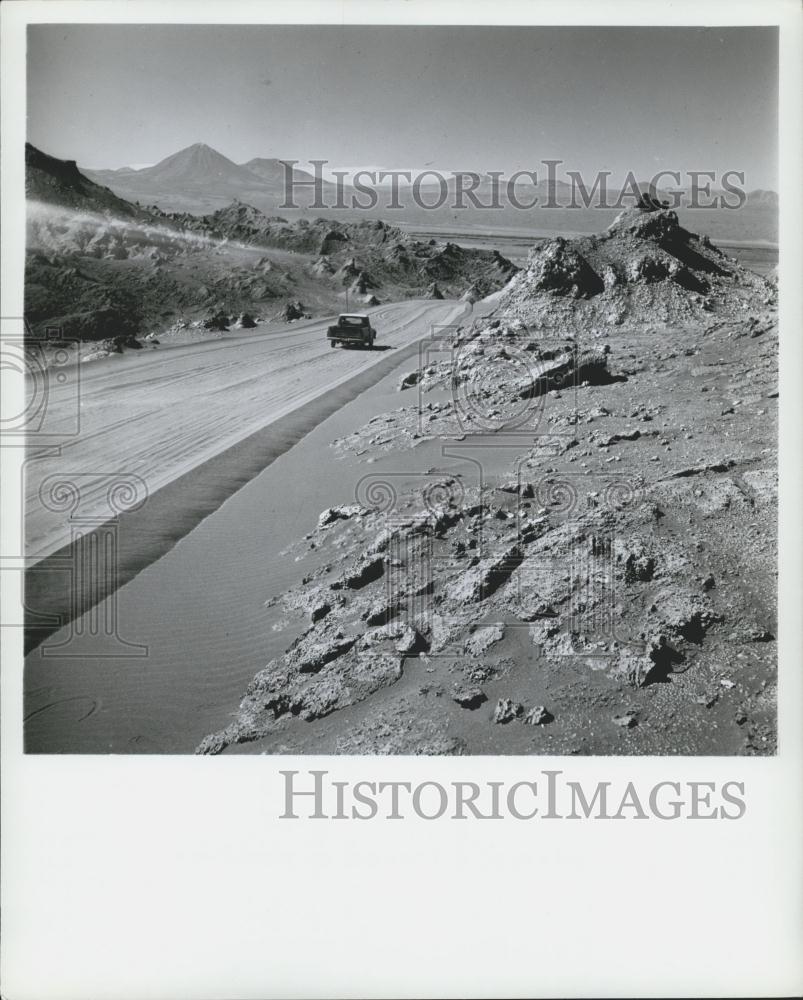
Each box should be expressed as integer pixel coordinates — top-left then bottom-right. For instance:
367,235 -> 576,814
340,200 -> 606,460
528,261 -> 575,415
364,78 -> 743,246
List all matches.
319,229 -> 349,255
281,300 -> 309,322
203,311 -> 230,331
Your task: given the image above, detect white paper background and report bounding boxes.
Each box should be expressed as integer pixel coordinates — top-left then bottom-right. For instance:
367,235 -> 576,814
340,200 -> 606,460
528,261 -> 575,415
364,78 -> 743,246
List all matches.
2,2 -> 801,998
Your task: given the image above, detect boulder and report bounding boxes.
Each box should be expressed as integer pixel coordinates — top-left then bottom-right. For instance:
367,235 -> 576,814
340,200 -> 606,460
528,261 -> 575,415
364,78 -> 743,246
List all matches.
203,311 -> 230,331
493,698 -> 524,724
281,300 -> 308,321
452,685 -> 487,709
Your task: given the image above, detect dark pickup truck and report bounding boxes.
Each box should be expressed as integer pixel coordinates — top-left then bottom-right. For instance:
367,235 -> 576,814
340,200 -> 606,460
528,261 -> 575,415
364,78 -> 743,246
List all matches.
327,313 -> 376,349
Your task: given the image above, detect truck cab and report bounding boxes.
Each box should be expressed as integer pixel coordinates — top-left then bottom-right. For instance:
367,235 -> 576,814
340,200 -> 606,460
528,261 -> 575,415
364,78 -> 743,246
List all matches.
327,313 -> 376,350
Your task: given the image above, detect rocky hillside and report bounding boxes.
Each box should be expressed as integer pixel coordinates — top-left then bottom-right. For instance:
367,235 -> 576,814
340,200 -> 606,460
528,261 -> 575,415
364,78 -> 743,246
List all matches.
180,203 -> 517,300
25,145 -> 517,345
197,201 -> 777,756
25,142 -> 150,218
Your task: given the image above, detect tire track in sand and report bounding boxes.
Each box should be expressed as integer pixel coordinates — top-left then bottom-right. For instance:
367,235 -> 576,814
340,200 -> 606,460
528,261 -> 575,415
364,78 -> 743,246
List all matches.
24,300 -> 468,652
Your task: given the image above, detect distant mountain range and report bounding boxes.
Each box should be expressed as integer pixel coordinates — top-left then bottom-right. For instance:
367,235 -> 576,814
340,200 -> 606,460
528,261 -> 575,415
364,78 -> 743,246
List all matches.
79,142 -> 779,218
745,188 -> 780,207
25,140 -> 778,244
82,143 -> 331,214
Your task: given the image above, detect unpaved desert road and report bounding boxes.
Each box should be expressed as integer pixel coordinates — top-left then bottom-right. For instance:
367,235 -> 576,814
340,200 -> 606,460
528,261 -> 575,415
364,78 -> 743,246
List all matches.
25,299 -> 468,561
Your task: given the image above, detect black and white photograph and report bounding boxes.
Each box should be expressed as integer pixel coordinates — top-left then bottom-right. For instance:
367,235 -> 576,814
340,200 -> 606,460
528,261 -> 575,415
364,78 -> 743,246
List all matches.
19,20 -> 781,756
1,2 -> 801,998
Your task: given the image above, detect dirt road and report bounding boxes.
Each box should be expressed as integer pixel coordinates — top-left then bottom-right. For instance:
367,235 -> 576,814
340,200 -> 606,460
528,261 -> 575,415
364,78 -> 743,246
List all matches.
26,299 -> 467,561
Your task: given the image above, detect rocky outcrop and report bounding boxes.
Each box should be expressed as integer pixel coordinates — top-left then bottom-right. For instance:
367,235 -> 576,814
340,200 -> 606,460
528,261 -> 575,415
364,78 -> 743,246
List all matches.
501,202 -> 772,332
280,300 -> 308,321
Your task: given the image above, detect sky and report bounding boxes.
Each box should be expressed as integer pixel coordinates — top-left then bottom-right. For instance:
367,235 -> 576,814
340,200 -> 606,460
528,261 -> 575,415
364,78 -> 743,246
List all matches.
27,25 -> 779,188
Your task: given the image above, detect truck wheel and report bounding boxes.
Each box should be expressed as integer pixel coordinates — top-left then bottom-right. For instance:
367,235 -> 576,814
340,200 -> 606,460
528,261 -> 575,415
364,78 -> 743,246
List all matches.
330,340 -> 337,348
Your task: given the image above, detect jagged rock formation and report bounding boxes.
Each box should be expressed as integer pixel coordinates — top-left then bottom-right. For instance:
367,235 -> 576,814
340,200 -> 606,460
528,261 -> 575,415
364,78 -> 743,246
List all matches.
501,202 -> 773,334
